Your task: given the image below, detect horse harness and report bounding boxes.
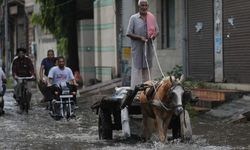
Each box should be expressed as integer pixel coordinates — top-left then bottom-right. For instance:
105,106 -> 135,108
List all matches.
141,81 -> 183,112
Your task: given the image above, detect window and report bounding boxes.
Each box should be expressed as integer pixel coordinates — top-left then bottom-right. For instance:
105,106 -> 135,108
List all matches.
161,0 -> 176,49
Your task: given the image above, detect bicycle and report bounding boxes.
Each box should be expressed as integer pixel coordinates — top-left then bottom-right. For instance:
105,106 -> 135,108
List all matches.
16,76 -> 34,114
0,91 -> 4,115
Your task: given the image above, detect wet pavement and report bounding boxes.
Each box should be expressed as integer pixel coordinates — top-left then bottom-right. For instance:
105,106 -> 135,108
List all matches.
0,89 -> 250,150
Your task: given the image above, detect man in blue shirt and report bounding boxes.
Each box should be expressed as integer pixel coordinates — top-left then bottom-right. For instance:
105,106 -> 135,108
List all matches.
39,49 -> 56,102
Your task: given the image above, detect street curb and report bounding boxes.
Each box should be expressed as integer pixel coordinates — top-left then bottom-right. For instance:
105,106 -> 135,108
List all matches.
78,78 -> 122,96
6,78 -> 122,96
6,88 -> 37,92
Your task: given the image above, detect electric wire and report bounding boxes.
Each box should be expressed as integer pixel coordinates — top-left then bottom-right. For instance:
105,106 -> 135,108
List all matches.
41,0 -> 73,9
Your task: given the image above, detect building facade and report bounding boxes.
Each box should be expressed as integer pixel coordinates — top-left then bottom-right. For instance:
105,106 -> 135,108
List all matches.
25,0 -> 57,75
77,0 -> 186,85
187,0 -> 250,84
20,0 -> 250,87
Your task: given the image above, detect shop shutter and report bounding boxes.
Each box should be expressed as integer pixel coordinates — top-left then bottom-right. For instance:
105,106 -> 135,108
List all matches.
223,0 -> 250,83
187,0 -> 214,81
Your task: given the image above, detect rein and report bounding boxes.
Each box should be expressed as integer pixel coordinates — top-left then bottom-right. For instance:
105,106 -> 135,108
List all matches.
152,98 -> 183,112
150,83 -> 183,112
143,41 -> 183,112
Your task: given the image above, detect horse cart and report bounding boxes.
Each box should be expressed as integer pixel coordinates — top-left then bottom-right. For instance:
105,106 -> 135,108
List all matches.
91,81 -> 197,141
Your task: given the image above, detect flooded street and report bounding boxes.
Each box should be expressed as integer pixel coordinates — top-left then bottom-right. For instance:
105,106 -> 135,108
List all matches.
0,90 -> 250,150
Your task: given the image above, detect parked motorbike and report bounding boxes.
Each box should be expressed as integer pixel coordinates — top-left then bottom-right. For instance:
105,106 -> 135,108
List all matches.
49,82 -> 77,120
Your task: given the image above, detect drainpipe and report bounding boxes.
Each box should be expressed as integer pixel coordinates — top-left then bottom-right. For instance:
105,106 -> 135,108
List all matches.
183,0 -> 188,78
4,0 -> 9,75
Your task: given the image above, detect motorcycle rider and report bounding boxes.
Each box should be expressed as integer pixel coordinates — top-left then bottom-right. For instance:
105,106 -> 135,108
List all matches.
47,56 -> 78,108
47,56 -> 77,86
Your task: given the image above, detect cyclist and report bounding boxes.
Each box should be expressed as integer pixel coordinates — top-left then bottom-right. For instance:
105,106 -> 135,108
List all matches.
39,49 -> 57,103
12,48 -> 35,105
0,59 -> 6,96
0,59 -> 6,115
47,56 -> 78,105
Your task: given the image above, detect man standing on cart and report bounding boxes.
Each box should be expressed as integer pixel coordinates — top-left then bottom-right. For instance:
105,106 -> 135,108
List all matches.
126,0 -> 159,89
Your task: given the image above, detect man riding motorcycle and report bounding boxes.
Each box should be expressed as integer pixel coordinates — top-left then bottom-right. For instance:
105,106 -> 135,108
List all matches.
47,56 -> 78,113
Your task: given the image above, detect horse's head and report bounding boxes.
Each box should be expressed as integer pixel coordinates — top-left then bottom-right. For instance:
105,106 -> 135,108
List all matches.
160,75 -> 185,115
168,83 -> 184,115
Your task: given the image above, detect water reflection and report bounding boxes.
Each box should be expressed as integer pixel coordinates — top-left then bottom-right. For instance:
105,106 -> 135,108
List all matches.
0,92 -> 249,150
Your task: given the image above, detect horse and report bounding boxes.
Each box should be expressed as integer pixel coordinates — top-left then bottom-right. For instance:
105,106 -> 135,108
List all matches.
138,76 -> 185,143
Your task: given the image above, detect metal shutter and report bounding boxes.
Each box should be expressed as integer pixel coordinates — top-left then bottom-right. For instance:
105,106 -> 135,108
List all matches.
187,0 -> 214,81
223,0 -> 250,83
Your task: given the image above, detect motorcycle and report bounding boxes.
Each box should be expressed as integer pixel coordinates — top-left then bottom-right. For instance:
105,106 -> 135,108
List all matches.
49,82 -> 77,120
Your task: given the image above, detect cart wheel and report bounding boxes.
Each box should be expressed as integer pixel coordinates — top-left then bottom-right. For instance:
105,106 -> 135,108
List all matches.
98,108 -> 112,140
24,90 -> 31,113
20,88 -> 28,114
180,109 -> 192,141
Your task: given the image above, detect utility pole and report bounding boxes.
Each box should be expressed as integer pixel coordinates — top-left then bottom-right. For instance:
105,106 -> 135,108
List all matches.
4,0 -> 9,75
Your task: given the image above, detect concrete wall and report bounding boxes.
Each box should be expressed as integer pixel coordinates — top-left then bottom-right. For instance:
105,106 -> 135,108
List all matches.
77,19 -> 95,85
34,28 -> 57,76
94,0 -> 118,81
151,0 -> 186,79
25,1 -> 57,77
25,0 -> 34,7
121,0 -> 186,79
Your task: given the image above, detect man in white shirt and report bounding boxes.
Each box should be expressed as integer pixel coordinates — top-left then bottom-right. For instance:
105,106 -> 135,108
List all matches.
48,56 -> 75,86
47,56 -> 78,107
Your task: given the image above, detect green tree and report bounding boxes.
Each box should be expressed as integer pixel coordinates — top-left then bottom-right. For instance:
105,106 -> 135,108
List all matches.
32,0 -> 79,71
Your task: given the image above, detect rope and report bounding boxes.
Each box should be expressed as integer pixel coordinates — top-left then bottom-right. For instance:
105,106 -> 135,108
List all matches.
144,41 -> 153,82
152,41 -> 166,78
159,100 -> 172,111
144,41 -> 161,103
144,40 -> 165,94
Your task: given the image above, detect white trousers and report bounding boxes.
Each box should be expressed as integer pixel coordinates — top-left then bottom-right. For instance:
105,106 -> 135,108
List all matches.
130,61 -> 151,89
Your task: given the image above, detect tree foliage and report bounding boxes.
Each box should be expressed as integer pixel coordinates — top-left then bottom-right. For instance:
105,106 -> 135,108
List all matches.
167,65 -> 183,79
31,0 -> 75,57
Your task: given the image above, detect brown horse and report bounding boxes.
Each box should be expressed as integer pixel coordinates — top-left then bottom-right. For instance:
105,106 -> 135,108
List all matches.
139,76 -> 184,143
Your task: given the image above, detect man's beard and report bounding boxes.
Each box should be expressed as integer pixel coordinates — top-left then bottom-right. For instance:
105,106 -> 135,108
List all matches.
59,65 -> 64,69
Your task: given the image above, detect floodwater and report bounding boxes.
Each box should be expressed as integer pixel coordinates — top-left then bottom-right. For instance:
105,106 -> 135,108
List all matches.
0,90 -> 250,150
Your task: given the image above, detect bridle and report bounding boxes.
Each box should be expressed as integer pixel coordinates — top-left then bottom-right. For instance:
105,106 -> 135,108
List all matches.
142,40 -> 184,112
152,82 -> 184,112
